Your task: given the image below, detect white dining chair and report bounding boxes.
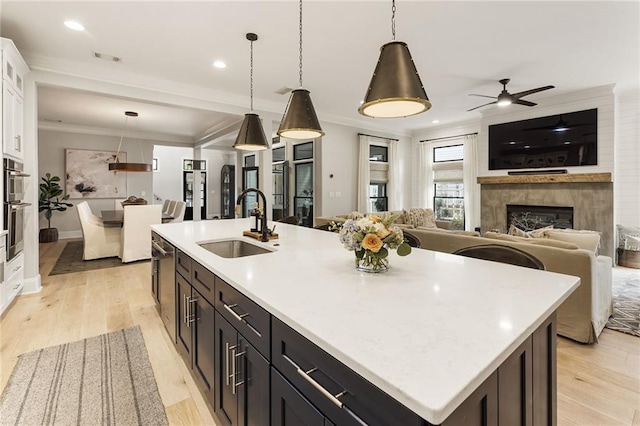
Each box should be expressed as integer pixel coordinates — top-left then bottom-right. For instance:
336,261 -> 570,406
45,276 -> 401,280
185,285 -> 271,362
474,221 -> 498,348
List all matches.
166,201 -> 177,219
120,205 -> 162,263
169,201 -> 186,223
114,198 -> 127,211
76,201 -> 122,260
161,199 -> 171,215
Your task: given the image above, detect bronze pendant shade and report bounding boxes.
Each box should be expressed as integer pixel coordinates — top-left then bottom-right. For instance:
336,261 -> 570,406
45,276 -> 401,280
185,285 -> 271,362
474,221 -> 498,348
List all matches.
234,113 -> 269,151
277,89 -> 324,139
234,32 -> 270,151
358,41 -> 431,118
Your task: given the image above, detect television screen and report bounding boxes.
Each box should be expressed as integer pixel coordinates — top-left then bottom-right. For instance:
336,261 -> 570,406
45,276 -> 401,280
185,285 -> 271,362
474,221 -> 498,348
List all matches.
488,108 -> 597,170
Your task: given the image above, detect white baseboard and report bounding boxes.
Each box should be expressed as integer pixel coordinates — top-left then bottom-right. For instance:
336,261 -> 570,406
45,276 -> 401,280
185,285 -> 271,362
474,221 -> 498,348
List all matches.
22,274 -> 42,294
59,231 -> 83,239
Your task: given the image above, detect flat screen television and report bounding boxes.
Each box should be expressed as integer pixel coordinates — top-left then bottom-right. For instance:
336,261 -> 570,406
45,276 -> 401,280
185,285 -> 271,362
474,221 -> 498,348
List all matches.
488,108 -> 597,170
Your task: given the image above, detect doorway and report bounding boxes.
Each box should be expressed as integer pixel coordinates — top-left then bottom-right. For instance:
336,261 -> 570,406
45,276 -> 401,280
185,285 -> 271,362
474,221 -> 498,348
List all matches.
183,171 -> 206,220
242,167 -> 259,218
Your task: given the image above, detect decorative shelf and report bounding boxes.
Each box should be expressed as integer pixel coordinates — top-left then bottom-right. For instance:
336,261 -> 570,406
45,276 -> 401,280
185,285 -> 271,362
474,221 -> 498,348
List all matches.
477,172 -> 612,185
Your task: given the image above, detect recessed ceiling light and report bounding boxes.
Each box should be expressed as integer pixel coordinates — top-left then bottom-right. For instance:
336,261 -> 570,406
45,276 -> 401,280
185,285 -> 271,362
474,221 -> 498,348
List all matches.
64,20 -> 85,31
524,145 -> 531,149
212,60 -> 227,69
509,141 -> 516,145
564,141 -> 571,145
432,120 -> 440,124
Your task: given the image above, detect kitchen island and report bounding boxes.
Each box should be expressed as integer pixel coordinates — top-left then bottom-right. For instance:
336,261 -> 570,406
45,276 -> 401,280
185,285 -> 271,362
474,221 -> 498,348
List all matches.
152,218 -> 579,425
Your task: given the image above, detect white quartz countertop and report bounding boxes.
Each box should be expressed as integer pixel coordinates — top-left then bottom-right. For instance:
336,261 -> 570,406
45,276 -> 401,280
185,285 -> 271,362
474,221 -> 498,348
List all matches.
152,219 -> 579,424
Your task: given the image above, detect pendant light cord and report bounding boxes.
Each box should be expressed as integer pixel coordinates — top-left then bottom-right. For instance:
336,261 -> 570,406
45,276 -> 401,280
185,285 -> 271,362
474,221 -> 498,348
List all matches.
250,38 -> 254,112
115,115 -> 129,163
391,0 -> 396,41
298,0 -> 303,88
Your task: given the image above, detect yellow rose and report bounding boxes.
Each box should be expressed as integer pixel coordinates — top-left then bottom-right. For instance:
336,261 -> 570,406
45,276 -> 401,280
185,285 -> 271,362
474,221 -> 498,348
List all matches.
376,226 -> 391,239
362,233 -> 383,252
368,214 -> 382,223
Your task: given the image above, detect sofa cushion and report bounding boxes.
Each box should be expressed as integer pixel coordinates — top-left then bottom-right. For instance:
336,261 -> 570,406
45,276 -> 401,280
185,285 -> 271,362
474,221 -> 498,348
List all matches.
485,231 -> 579,250
543,229 -> 601,253
404,208 -> 437,228
416,226 -> 480,236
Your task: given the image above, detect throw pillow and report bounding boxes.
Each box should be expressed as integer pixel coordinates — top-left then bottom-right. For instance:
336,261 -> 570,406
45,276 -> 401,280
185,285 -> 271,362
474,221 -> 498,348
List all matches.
508,224 -> 552,238
543,229 -> 601,253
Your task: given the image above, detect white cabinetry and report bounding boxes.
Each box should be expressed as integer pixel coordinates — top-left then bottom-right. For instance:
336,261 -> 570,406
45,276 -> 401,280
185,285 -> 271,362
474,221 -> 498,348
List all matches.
1,249 -> 22,316
1,38 -> 28,161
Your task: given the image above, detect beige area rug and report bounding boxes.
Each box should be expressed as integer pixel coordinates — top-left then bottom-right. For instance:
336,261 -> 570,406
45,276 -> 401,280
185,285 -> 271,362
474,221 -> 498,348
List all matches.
0,326 -> 168,425
49,241 -> 147,276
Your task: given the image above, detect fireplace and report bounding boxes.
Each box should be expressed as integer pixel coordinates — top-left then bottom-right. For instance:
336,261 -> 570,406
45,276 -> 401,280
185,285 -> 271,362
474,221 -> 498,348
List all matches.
507,204 -> 574,231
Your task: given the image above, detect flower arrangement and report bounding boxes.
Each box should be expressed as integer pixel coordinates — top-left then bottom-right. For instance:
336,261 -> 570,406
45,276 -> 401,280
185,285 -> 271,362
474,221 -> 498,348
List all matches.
333,212 -> 411,272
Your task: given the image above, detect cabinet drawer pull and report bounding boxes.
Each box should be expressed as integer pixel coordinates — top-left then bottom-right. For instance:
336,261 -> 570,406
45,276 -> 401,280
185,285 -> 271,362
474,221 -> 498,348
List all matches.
282,354 -> 345,408
223,303 -> 262,338
224,303 -> 249,322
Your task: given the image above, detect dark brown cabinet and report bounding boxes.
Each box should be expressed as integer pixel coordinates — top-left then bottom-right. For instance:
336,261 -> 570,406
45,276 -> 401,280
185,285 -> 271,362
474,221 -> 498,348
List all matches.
175,264 -> 215,409
215,312 -> 270,426
271,368 -> 334,426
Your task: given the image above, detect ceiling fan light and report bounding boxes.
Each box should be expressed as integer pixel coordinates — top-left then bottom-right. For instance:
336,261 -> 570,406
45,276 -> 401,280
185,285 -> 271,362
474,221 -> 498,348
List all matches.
359,41 -> 431,118
234,113 -> 270,151
277,89 -> 324,139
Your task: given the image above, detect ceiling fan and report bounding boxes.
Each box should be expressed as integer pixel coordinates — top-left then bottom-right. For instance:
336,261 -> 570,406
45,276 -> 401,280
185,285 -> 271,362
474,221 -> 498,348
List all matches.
467,79 -> 555,112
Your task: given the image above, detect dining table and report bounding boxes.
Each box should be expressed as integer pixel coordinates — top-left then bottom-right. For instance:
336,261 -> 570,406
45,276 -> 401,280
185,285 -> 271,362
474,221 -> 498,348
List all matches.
101,209 -> 174,226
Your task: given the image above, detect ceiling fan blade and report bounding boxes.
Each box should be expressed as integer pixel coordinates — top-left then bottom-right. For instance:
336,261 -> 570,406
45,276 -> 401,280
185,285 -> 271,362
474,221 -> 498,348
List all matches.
514,99 -> 537,107
467,101 -> 497,112
469,94 -> 498,99
511,85 -> 555,99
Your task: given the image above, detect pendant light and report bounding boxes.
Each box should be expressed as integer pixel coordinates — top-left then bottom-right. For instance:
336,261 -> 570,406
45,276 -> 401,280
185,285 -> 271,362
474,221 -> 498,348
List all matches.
358,0 -> 431,118
277,0 -> 324,139
234,33 -> 270,151
108,111 -> 152,172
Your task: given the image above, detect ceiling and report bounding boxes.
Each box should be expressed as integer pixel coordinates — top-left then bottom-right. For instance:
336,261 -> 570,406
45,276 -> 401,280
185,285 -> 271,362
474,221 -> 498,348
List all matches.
2,1 -> 639,145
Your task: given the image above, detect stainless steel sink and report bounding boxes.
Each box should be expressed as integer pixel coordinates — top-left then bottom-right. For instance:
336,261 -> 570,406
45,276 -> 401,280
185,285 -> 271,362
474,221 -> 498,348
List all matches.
198,239 -> 274,258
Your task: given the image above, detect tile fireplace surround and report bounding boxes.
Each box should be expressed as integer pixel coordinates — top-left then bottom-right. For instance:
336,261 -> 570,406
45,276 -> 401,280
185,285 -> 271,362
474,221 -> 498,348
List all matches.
479,174 -> 613,258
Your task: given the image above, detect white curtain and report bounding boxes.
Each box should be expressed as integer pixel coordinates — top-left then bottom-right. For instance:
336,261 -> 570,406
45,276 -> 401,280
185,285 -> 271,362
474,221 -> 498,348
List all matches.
463,134 -> 480,231
388,140 -> 400,211
357,135 -> 370,213
418,142 -> 434,208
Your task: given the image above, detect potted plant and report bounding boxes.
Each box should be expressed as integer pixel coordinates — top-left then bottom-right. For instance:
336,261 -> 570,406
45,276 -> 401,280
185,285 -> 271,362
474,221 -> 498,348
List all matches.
38,173 -> 73,243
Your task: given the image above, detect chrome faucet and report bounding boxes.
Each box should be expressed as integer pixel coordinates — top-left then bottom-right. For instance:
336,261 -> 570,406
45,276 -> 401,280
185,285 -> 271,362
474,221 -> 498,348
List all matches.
236,188 -> 269,242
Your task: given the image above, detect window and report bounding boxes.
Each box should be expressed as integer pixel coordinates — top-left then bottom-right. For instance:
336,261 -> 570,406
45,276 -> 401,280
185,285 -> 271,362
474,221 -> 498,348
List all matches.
272,146 -> 285,163
183,159 -> 206,170
369,182 -> 387,212
369,145 -> 388,162
244,155 -> 256,167
432,143 -> 464,230
152,158 -> 158,171
293,142 -> 313,161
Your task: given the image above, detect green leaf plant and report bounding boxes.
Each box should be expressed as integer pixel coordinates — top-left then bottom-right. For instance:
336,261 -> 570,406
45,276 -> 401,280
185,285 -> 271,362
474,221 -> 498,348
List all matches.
38,173 -> 73,229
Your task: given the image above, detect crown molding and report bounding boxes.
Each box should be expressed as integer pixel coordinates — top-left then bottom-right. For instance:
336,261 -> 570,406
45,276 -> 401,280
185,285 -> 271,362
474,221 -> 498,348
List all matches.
38,121 -> 193,144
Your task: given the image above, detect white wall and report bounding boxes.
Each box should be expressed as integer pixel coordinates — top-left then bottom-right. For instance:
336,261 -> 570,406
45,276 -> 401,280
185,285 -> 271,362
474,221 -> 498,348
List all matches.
152,145 -> 192,204
318,121 -> 412,218
615,88 -> 640,227
38,129 -> 153,237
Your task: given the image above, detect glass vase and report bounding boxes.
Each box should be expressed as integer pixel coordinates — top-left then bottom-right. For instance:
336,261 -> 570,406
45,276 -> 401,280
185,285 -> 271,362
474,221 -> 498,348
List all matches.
355,252 -> 389,273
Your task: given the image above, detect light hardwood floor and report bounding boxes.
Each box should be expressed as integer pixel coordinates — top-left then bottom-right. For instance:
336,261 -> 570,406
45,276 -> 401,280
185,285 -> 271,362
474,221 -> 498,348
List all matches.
1,239 -> 638,425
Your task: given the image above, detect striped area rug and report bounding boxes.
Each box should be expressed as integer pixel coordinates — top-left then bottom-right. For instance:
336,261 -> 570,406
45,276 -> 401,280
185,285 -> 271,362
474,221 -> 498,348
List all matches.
0,326 -> 168,425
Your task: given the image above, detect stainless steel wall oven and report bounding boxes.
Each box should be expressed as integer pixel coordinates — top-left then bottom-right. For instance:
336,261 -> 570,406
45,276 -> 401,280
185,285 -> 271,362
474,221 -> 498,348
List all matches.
4,159 -> 30,261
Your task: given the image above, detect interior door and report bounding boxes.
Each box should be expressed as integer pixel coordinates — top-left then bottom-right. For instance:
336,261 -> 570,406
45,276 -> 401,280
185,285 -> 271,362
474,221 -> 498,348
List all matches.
183,171 -> 207,220
272,161 -> 289,221
242,167 -> 259,218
